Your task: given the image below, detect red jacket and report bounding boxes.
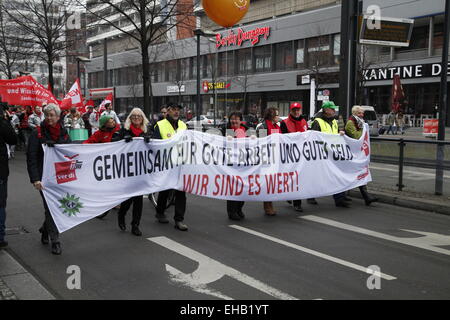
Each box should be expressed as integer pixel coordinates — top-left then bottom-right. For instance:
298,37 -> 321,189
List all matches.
83,125 -> 120,144
281,115 -> 308,133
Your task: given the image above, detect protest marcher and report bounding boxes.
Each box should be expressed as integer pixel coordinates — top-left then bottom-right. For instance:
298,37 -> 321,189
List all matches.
311,101 -> 351,208
256,107 -> 280,216
385,111 -> 396,135
153,103 -> 188,231
89,105 -> 101,134
396,111 -> 405,135
112,108 -> 150,236
82,105 -> 94,136
223,112 -> 249,220
280,102 -> 311,212
26,103 -> 71,255
101,103 -> 121,127
13,106 -> 29,150
0,106 -> 18,248
345,106 -> 378,206
64,107 -> 85,129
28,106 -> 45,130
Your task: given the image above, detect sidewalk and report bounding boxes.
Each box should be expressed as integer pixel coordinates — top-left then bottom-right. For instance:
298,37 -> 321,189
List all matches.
349,184 -> 450,216
0,249 -> 54,300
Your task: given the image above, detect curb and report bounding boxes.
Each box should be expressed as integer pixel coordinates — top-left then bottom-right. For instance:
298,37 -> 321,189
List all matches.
348,189 -> 450,216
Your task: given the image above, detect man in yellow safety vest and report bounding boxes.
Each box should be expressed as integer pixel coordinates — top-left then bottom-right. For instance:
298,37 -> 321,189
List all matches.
311,101 -> 351,208
153,103 -> 188,230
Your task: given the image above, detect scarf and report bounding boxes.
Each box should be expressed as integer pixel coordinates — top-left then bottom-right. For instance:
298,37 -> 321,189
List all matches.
265,119 -> 280,135
44,121 -> 62,141
287,114 -> 307,132
130,124 -> 144,137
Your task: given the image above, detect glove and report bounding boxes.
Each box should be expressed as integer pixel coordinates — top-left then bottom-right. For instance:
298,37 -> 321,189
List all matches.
45,140 -> 56,147
124,135 -> 132,143
144,136 -> 150,143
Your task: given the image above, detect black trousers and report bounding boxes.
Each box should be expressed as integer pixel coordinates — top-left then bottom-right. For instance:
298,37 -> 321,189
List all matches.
156,190 -> 186,222
39,191 -> 59,243
118,196 -> 143,226
227,201 -> 245,215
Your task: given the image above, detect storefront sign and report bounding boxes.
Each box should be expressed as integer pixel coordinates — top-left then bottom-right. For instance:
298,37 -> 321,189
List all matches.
167,85 -> 185,93
359,16 -> 414,47
216,26 -> 271,49
363,63 -> 450,81
203,81 -> 231,92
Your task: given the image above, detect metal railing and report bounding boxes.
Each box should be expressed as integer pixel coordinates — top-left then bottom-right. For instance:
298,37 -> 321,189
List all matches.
371,137 -> 450,194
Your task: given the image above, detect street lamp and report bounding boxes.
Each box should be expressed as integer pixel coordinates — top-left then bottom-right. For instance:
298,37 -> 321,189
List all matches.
194,28 -> 216,122
76,56 -> 91,99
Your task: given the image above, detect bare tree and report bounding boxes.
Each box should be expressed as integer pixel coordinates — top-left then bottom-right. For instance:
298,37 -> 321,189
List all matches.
0,7 -> 35,79
1,0 -> 72,92
81,0 -> 194,116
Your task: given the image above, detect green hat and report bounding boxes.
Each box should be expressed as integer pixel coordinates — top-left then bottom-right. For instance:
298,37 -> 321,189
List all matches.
99,115 -> 112,128
322,101 -> 339,110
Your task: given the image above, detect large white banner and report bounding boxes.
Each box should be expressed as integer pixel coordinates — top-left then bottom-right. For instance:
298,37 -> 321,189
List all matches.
42,126 -> 372,232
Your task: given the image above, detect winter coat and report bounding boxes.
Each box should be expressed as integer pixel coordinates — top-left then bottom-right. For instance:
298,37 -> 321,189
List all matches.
83,125 -> 120,144
0,118 -> 18,179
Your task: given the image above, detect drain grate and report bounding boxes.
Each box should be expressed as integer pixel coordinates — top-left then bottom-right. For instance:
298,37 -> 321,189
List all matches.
5,226 -> 30,235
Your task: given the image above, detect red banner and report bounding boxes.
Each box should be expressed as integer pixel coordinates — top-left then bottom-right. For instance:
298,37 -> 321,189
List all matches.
0,76 -> 59,107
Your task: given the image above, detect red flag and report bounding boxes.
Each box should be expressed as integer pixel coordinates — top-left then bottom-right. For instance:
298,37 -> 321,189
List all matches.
391,74 -> 405,113
99,93 -> 113,112
0,76 -> 59,107
60,79 -> 84,110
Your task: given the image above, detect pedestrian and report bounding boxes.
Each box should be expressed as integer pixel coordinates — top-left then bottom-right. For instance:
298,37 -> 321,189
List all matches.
64,107 -> 85,130
26,103 -> 71,255
311,101 -> 351,208
83,115 -> 120,144
82,105 -> 94,136
153,103 -> 188,231
112,108 -> 150,236
256,107 -> 280,216
222,112 -> 249,221
89,105 -> 101,134
101,103 -> 121,127
345,106 -> 379,206
0,106 -> 18,249
385,111 -> 396,135
28,106 -> 45,130
279,102 -> 313,212
396,111 -> 405,135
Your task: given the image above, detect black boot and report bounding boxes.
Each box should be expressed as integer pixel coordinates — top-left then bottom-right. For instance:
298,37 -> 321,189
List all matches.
39,227 -> 49,245
131,225 -> 142,236
51,242 -> 62,255
118,214 -> 126,231
359,186 -> 378,206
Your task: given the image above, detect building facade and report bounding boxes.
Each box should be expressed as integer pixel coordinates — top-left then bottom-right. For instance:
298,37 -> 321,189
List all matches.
86,0 -> 449,121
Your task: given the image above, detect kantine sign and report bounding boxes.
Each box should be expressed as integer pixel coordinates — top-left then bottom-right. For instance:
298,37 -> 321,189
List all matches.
363,63 -> 450,81
216,26 -> 270,48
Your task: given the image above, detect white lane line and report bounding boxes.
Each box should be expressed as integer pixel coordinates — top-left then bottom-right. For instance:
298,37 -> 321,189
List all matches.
370,164 -> 450,179
300,215 -> 450,257
148,236 -> 299,300
229,225 -> 396,281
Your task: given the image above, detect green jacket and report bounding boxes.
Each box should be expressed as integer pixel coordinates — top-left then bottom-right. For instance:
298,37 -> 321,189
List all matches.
345,117 -> 363,139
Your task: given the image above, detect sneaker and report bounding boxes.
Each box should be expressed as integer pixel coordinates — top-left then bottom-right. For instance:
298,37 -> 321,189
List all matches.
51,242 -> 62,255
0,240 -> 8,249
174,221 -> 188,231
155,214 -> 169,224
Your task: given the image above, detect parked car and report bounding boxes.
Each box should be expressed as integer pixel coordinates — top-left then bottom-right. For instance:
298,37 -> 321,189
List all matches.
186,115 -> 214,129
359,106 -> 379,137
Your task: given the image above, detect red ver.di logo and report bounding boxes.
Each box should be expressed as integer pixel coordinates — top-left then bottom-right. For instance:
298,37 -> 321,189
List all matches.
54,154 -> 83,184
361,132 -> 370,156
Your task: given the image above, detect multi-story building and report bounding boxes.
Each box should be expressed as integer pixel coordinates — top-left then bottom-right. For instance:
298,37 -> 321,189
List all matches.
86,0 -> 449,122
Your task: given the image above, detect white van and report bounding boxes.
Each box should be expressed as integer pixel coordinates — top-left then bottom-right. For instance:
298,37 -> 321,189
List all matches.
357,106 -> 379,136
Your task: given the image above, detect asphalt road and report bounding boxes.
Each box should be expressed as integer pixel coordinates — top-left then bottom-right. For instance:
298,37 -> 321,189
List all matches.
4,152 -> 450,300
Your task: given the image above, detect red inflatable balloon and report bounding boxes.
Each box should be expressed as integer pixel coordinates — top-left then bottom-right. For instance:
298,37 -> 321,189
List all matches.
202,0 -> 250,28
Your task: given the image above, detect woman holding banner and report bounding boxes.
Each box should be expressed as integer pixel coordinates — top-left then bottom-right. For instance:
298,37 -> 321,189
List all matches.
222,112 -> 248,221
256,107 -> 280,216
112,108 -> 151,236
26,103 -> 71,255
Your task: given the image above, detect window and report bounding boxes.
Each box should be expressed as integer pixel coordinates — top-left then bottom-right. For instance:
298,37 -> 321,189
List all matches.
165,60 -> 177,82
254,45 -> 272,73
398,25 -> 428,51
307,36 -> 331,68
179,58 -> 190,81
275,41 -> 294,71
236,48 -> 252,74
295,39 -> 305,68
218,51 -> 235,77
203,54 -> 215,78
434,23 -> 444,49
332,34 -> 340,65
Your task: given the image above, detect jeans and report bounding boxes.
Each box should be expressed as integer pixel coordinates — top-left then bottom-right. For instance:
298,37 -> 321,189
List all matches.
0,179 -> 8,242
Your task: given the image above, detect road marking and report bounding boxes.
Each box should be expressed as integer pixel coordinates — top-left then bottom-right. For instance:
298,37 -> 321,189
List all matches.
229,225 -> 396,281
370,164 -> 450,179
300,215 -> 450,257
148,236 -> 299,300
